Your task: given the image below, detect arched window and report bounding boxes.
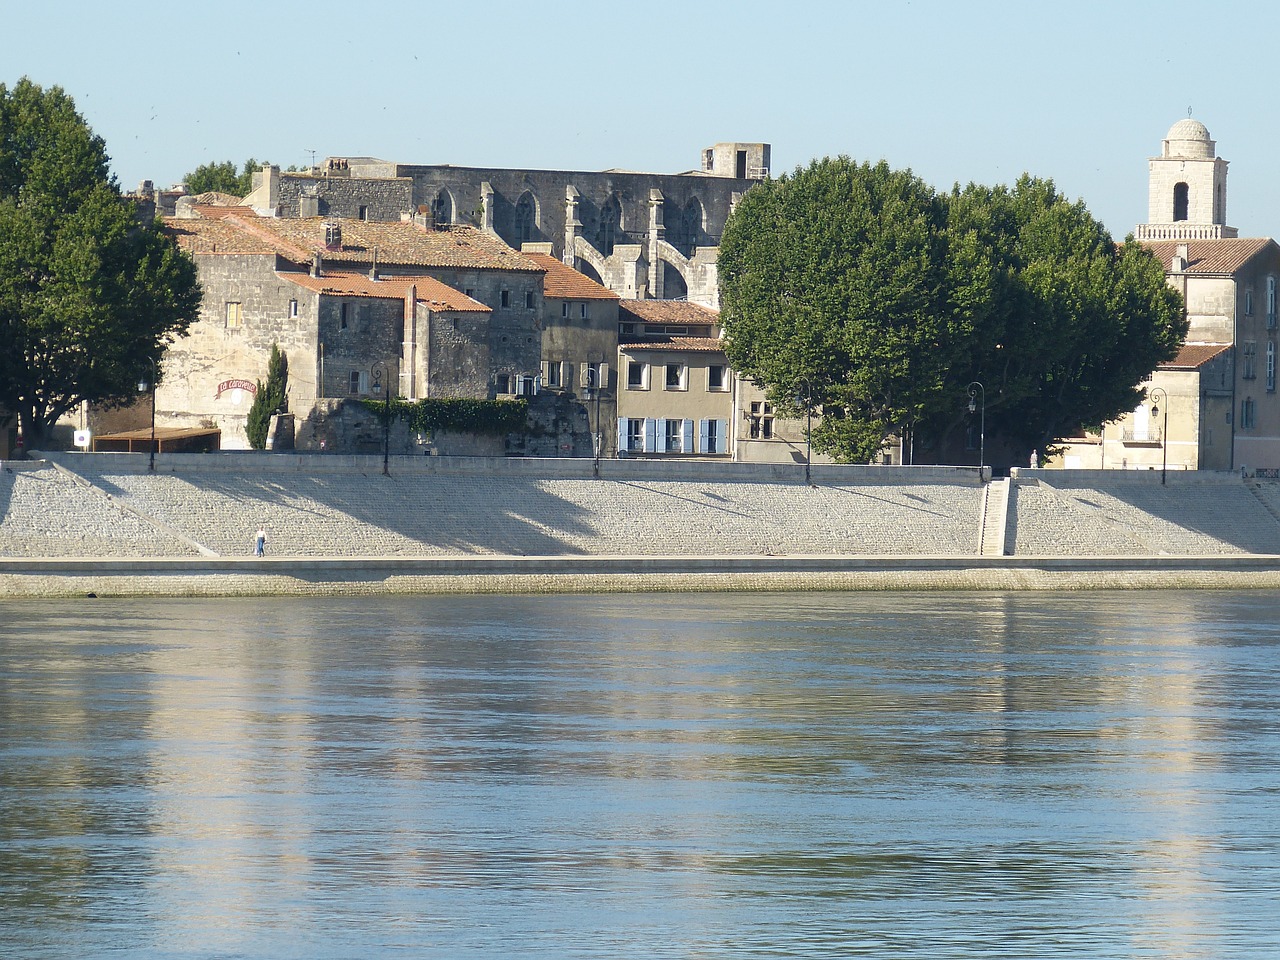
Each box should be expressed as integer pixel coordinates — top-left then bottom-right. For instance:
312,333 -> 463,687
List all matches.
432,189 -> 453,226
1173,182 -> 1189,222
596,195 -> 621,257
514,192 -> 538,247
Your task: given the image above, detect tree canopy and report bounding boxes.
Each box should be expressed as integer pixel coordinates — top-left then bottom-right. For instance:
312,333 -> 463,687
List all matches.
246,343 -> 289,450
717,157 -> 1187,466
0,78 -> 202,447
182,158 -> 266,197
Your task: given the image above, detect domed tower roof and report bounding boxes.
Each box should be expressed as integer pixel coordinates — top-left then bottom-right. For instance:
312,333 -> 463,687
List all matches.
1163,118 -> 1215,159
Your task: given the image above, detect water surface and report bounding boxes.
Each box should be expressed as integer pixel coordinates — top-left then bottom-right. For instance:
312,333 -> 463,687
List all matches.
2,591 -> 1278,958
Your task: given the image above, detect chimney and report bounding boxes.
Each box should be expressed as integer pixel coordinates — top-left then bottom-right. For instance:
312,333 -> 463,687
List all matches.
323,221 -> 342,251
1172,242 -> 1190,272
311,252 -> 322,278
369,246 -> 379,281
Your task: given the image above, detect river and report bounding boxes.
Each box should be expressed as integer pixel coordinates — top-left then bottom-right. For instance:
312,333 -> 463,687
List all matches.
2,591 -> 1278,958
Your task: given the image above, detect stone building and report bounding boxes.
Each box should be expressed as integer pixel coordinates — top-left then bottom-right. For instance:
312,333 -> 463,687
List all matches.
161,208 -> 544,450
1056,119 -> 1280,472
244,142 -> 770,307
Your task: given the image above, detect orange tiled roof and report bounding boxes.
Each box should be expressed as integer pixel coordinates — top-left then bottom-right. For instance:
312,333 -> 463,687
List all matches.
163,217 -> 279,256
520,252 -> 619,300
620,336 -> 725,354
619,299 -> 720,324
281,271 -> 490,312
165,212 -> 539,272
1142,237 -> 1276,275
1160,343 -> 1232,370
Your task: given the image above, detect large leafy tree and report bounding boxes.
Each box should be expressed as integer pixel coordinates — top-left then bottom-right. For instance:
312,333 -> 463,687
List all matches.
182,158 -> 265,197
719,157 -> 980,462
718,159 -> 1186,465
0,78 -> 201,448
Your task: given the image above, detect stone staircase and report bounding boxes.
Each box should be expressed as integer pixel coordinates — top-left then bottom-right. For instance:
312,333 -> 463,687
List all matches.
978,478 -> 1010,556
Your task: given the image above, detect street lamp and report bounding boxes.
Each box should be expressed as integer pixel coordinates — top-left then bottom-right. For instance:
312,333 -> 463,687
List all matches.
1149,387 -> 1168,485
137,358 -> 157,471
586,358 -> 604,479
372,361 -> 391,476
797,378 -> 813,486
967,381 -> 985,476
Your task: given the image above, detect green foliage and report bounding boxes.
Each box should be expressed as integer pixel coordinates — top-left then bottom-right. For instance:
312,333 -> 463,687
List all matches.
718,158 -> 1187,465
359,397 -> 528,436
0,78 -> 202,447
245,343 -> 289,450
182,157 -> 265,197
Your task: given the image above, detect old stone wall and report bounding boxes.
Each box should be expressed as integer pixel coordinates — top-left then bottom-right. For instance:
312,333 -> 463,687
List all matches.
274,174 -> 413,220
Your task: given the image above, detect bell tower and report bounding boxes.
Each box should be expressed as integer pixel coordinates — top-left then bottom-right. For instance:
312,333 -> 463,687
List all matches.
1136,117 -> 1235,240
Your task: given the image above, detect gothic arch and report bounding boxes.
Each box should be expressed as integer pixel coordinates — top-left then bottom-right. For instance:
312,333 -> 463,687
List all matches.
1173,182 -> 1189,222
651,238 -> 693,299
668,197 -> 705,257
573,235 -> 608,281
596,194 -> 621,256
432,188 -> 455,226
514,191 -> 540,247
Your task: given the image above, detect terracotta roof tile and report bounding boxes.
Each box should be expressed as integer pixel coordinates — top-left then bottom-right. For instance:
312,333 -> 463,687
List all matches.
620,336 -> 725,353
166,212 -> 539,272
1142,237 -> 1276,275
619,299 -> 720,325
520,252 -> 619,300
163,217 -> 278,255
1160,342 -> 1232,369
281,271 -> 490,312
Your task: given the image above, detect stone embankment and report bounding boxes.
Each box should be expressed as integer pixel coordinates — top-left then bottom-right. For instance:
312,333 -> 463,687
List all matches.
2,453 -> 1280,597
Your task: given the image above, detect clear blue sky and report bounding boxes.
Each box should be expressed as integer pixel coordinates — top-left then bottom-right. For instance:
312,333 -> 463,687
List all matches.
5,0 -> 1277,240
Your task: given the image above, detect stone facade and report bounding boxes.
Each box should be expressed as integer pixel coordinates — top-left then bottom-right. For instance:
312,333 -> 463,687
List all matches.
1136,119 -> 1236,241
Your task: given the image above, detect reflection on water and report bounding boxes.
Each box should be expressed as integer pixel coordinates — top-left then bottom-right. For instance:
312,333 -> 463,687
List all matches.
2,592 -> 1279,959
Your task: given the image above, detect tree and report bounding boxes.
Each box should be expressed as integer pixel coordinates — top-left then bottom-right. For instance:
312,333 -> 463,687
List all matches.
718,159 -> 1187,466
182,158 -> 265,197
718,157 -> 981,462
0,78 -> 202,449
245,343 -> 288,450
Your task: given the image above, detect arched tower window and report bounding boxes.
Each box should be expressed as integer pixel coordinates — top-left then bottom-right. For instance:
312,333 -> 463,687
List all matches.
514,192 -> 538,247
432,189 -> 454,226
596,195 -> 620,257
1173,182 -> 1189,222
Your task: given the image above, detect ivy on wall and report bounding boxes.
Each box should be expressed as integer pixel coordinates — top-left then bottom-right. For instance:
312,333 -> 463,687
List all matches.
358,397 -> 528,436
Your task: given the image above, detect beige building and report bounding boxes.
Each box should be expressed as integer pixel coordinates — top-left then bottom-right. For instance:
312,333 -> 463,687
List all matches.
616,301 -> 732,456
1057,119 -> 1280,473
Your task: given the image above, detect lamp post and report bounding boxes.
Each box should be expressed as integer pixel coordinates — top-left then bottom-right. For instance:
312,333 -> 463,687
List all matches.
1149,387 -> 1168,485
588,358 -> 604,479
797,378 -> 813,486
967,381 -> 985,477
372,361 -> 390,476
137,358 -> 157,471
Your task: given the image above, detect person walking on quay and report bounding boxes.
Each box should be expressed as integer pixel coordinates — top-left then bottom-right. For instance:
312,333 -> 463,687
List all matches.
254,526 -> 266,557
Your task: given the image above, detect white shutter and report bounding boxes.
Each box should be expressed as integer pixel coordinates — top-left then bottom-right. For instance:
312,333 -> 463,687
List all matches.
561,361 -> 572,388
683,419 -> 695,453
716,419 -> 728,454
579,362 -> 591,388
644,418 -> 657,453
699,419 -> 710,454
617,417 -> 629,452
655,419 -> 667,453
598,362 -> 609,389
540,360 -> 550,384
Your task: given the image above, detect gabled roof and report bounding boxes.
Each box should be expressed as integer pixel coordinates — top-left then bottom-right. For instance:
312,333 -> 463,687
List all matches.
164,217 -> 279,255
620,336 -> 725,354
281,271 -> 490,312
1160,342 -> 1232,370
618,299 -> 720,324
164,211 -> 539,273
1143,237 -> 1277,275
520,252 -> 619,300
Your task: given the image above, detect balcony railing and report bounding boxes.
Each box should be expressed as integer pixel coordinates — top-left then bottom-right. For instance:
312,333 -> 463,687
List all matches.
1121,427 -> 1163,443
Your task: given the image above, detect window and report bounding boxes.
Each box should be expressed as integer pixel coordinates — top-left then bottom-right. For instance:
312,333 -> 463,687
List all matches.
1242,396 -> 1257,429
501,290 -> 510,308
1173,182 -> 1189,222
515,374 -> 537,396
545,361 -> 562,388
626,418 -> 644,453
580,303 -> 588,319
225,301 -> 243,328
627,361 -> 648,389
1246,288 -> 1254,316
1269,277 -> 1277,328
562,302 -> 569,318
525,290 -> 535,309
665,363 -> 686,390
465,288 -> 474,299
340,302 -> 349,330
1244,341 -> 1257,379
288,299 -> 298,318
707,364 -> 727,391
664,418 -> 683,452
349,370 -> 369,395
496,373 -> 510,394
699,418 -> 728,455
749,401 -> 774,439
358,205 -> 368,221
1269,341 -> 1276,393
